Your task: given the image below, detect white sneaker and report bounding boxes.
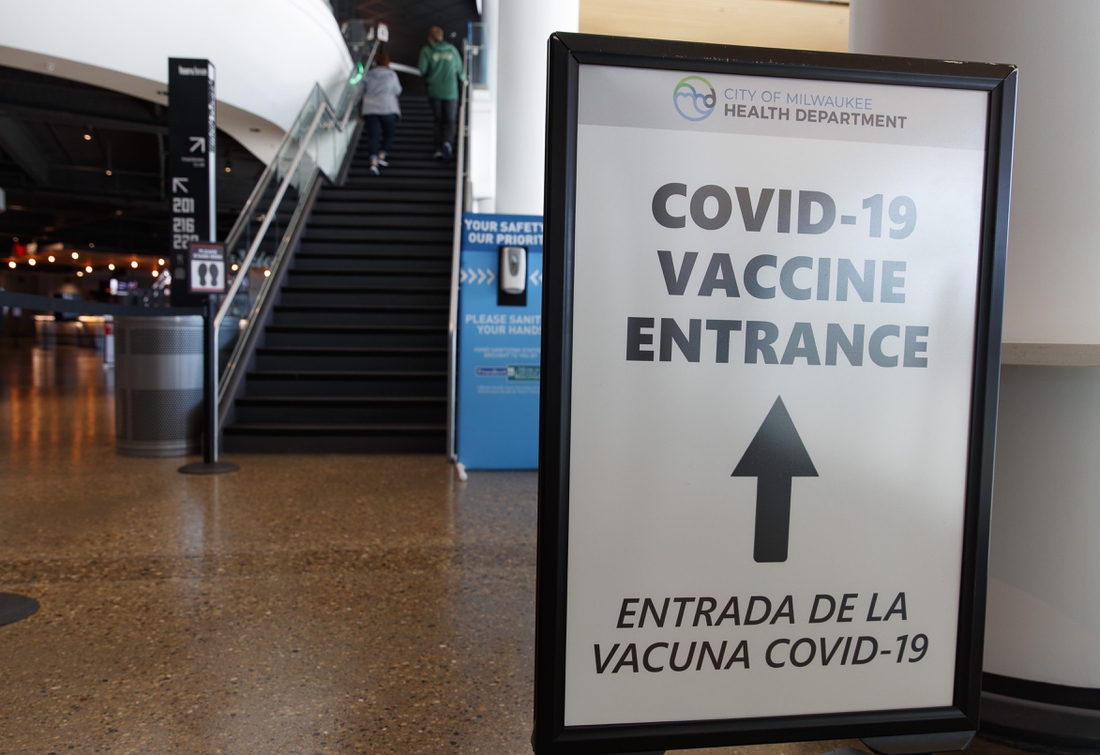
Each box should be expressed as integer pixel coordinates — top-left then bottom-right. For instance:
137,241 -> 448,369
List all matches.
369,164 -> 380,176
432,149 -> 444,160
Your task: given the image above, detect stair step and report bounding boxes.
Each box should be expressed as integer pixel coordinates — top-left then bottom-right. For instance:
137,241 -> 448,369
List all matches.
297,242 -> 451,256
234,396 -> 446,424
279,286 -> 447,307
307,215 -> 453,229
254,346 -> 447,371
301,228 -> 453,243
316,190 -> 454,203
245,370 -> 447,397
272,305 -> 446,327
286,270 -> 450,286
338,178 -> 453,191
311,201 -> 453,215
264,324 -> 447,348
222,425 -> 447,454
293,256 -> 451,271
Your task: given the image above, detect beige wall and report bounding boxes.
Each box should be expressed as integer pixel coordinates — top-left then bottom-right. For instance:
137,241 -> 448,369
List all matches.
579,0 -> 848,52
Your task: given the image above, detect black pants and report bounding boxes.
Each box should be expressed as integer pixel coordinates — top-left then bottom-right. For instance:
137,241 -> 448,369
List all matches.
366,114 -> 397,158
428,97 -> 458,148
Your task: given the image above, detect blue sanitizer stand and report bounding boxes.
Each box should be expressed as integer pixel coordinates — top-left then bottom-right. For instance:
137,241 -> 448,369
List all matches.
455,213 -> 543,469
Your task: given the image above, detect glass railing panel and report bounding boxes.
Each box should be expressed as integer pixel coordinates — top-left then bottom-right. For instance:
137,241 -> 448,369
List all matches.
215,38 -> 380,396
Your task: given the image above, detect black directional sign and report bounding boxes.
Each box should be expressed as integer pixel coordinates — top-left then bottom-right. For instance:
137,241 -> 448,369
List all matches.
732,397 -> 817,563
534,32 -> 1016,755
168,58 -> 216,308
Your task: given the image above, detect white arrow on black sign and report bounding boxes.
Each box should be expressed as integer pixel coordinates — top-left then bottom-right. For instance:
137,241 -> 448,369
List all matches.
172,177 -> 189,194
189,136 -> 206,153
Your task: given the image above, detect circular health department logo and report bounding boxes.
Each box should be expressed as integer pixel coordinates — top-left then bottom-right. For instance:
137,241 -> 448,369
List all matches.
673,75 -> 717,121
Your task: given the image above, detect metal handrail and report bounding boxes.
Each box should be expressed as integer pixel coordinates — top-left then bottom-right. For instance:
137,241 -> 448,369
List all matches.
215,38 -> 380,331
211,37 -> 380,428
446,42 -> 472,460
217,166 -> 323,415
215,103 -> 327,332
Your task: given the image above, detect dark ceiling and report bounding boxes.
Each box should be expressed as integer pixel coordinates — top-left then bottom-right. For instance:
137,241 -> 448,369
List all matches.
336,0 -> 480,92
0,0 -> 478,259
0,65 -> 264,259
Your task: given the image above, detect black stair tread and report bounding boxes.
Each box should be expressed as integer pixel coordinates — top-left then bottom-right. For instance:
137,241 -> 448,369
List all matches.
302,230 -> 453,241
340,180 -> 454,190
248,369 -> 446,378
288,268 -> 450,277
280,285 -> 448,294
266,324 -> 445,332
256,346 -> 447,354
306,216 -> 454,228
294,250 -> 453,259
316,192 -> 454,203
311,202 -> 453,214
274,304 -> 447,312
236,396 -> 445,405
224,423 -> 446,433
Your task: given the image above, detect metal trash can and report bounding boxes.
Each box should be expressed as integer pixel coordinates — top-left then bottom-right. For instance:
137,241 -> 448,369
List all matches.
114,316 -> 204,457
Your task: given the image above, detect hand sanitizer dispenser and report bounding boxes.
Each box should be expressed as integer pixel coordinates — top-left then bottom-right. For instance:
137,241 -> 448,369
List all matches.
499,246 -> 527,295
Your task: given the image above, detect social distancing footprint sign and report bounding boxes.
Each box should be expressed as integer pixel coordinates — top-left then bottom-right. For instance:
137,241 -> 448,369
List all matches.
188,242 -> 226,294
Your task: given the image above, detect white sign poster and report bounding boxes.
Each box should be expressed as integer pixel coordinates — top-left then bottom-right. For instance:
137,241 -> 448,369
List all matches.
188,242 -> 225,294
563,65 -> 989,727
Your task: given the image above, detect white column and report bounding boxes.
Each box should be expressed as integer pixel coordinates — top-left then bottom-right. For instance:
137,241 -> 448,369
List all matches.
469,0 -> 499,213
494,0 -> 578,215
850,0 -> 1100,344
850,1 -> 1100,743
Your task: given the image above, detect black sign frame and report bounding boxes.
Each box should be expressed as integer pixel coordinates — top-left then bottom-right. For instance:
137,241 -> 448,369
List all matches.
534,32 -> 1016,755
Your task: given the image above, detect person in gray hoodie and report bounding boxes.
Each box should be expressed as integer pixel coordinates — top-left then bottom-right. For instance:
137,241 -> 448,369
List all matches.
360,52 -> 402,175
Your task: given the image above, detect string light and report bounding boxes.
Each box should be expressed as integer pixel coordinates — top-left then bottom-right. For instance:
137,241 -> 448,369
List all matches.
151,269 -> 159,278
263,269 -> 271,277
28,258 -> 36,266
7,261 -> 15,269
85,265 -> 93,273
231,263 -> 239,271
47,255 -> 55,263
77,271 -> 84,277
108,263 -> 115,271
158,258 -> 165,266
130,261 -> 138,269
72,252 -> 79,259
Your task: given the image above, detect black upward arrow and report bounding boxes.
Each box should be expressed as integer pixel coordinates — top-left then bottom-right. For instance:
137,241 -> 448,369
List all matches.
732,397 -> 818,563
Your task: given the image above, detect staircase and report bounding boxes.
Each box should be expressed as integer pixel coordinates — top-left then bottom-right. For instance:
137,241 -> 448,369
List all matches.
223,97 -> 454,453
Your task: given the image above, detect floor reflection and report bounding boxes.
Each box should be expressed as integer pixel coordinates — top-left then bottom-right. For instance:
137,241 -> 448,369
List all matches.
0,341 -> 1033,755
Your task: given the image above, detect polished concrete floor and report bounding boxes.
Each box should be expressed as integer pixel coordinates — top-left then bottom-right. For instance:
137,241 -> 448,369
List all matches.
0,343 -> 1033,755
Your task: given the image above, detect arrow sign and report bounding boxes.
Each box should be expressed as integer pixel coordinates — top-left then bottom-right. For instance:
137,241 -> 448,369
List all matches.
172,177 -> 189,194
189,136 -> 206,153
486,269 -> 496,284
460,269 -> 468,283
732,397 -> 817,563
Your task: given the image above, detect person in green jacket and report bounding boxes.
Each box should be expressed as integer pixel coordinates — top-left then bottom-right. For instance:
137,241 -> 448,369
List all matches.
418,26 -> 466,161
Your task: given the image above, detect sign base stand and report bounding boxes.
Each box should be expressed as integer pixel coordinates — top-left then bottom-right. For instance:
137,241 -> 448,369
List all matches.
861,731 -> 975,754
0,593 -> 39,626
179,460 -> 240,475
178,294 -> 237,477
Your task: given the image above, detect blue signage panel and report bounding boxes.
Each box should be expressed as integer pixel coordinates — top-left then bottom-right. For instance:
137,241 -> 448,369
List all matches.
456,213 -> 543,469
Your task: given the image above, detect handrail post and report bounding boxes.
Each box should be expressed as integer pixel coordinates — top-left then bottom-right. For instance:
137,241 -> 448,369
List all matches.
446,44 -> 472,461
